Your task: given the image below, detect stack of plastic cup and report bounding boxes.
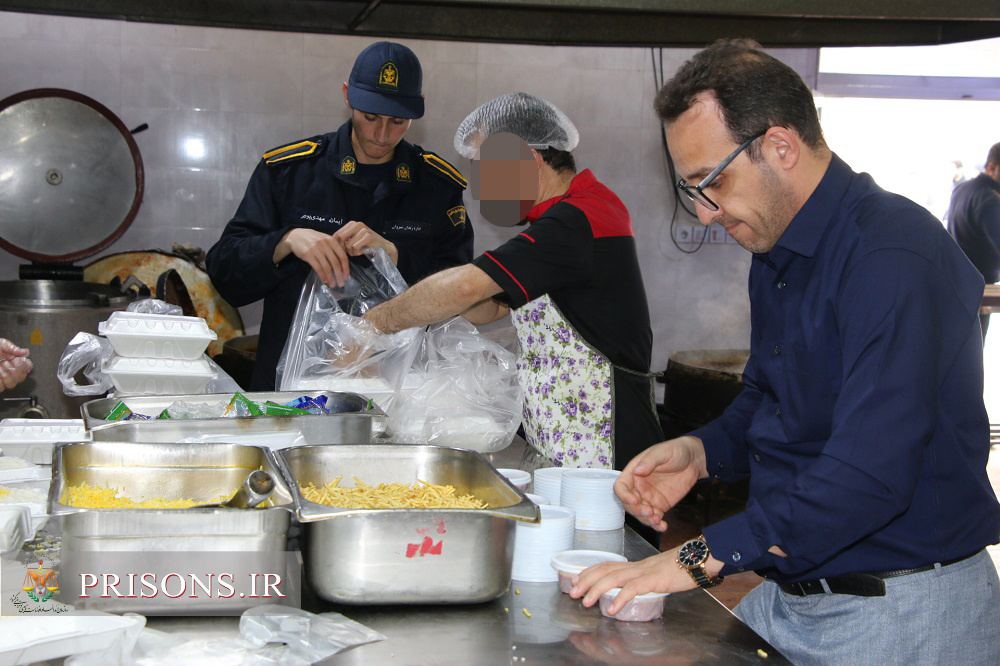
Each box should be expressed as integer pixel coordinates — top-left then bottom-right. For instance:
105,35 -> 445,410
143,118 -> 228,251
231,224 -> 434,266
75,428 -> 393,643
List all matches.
497,468 -> 531,492
511,505 -> 575,582
560,469 -> 625,531
532,467 -> 565,505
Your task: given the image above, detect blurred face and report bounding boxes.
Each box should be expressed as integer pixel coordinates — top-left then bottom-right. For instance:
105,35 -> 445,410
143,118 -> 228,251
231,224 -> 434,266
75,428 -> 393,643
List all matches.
667,94 -> 795,253
469,132 -> 539,227
349,108 -> 411,164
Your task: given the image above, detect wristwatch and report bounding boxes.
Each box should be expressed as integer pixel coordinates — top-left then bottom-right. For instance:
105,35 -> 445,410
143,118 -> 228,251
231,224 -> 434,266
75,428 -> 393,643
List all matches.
677,535 -> 724,588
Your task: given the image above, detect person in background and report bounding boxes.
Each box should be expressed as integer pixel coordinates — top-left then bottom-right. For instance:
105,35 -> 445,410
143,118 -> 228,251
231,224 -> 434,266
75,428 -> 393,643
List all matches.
206,41 -> 472,391
571,40 -> 1000,665
0,338 -> 32,391
947,142 -> 1000,343
361,92 -> 663,471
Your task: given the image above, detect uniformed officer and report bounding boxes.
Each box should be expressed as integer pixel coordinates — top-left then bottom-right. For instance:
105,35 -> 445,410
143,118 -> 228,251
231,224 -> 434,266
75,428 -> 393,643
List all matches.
206,41 -> 473,391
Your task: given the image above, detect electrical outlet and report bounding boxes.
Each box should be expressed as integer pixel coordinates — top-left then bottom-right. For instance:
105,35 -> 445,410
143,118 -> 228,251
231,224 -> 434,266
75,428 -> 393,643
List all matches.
708,225 -> 727,244
676,226 -> 693,243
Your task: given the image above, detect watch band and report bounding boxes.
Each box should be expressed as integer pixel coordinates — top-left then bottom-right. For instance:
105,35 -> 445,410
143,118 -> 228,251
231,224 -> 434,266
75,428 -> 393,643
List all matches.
684,564 -> 724,589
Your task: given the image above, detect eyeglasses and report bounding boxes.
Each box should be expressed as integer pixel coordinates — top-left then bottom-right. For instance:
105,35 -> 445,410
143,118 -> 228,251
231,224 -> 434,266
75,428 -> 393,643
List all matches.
676,131 -> 766,211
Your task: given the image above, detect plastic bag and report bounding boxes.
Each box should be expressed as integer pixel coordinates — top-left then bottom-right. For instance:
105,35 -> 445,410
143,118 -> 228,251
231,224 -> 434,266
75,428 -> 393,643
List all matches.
276,248 -> 420,412
240,605 -> 386,663
388,317 -> 523,452
127,298 -> 183,316
57,332 -> 116,396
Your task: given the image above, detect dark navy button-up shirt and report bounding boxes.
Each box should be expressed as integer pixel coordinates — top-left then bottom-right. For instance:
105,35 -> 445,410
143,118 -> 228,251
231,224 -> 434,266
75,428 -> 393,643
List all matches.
695,154 -> 1000,583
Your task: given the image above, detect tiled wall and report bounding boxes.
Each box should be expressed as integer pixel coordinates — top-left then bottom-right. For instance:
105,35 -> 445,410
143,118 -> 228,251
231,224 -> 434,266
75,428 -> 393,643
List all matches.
0,11 -> 819,376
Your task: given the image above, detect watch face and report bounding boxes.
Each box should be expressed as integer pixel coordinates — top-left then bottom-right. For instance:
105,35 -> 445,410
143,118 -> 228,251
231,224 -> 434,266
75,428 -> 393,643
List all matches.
678,539 -> 709,567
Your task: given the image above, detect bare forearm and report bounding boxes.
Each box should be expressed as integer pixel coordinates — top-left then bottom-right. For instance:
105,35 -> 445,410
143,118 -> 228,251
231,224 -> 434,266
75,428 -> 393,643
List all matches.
364,265 -> 502,333
462,298 -> 509,326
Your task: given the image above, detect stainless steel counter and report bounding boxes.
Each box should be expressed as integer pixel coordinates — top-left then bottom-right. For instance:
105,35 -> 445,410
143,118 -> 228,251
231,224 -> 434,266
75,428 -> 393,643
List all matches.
13,436 -> 788,664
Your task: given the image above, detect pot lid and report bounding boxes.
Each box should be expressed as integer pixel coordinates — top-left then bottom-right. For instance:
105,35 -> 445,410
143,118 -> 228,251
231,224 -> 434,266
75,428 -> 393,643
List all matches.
0,88 -> 143,263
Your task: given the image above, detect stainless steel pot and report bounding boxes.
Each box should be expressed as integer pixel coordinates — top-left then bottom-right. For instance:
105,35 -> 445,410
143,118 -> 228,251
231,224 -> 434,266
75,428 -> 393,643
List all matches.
0,280 -> 134,419
278,444 -> 538,605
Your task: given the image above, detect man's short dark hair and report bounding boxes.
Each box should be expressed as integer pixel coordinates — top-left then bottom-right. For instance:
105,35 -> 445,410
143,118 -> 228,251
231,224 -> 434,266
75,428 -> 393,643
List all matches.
987,142 -> 1000,168
537,147 -> 576,174
654,38 -> 826,160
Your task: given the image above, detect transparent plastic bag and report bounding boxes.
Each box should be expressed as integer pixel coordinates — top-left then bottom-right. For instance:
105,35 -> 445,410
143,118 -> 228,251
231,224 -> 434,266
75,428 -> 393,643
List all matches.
126,298 -> 183,316
57,332 -> 116,396
276,248 -> 420,412
240,605 -> 386,663
389,317 -> 523,452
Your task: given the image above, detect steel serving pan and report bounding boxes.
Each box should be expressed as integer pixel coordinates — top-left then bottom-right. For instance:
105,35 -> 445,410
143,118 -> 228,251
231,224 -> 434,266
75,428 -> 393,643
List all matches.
278,444 -> 538,604
81,390 -> 384,444
47,441 -> 295,614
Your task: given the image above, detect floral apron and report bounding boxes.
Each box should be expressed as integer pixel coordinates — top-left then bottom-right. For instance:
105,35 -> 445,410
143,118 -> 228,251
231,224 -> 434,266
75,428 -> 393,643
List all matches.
512,294 -> 658,469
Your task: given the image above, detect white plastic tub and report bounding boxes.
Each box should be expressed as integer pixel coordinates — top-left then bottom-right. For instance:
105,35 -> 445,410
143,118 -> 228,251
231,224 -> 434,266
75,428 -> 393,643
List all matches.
550,549 -> 628,594
599,588 -> 670,622
104,355 -> 216,395
98,311 -> 217,359
0,418 -> 89,465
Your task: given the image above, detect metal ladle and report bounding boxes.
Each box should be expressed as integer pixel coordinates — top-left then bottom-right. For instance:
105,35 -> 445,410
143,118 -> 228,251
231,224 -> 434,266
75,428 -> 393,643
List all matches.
193,470 -> 276,509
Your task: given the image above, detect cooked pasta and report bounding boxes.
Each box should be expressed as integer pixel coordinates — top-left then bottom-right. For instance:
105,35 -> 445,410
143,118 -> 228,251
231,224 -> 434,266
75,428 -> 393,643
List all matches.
301,475 -> 488,509
65,482 -> 224,509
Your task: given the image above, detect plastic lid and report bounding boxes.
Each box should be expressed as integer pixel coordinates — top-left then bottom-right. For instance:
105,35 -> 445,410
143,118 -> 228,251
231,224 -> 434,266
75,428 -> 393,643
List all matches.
551,549 -> 628,575
104,355 -> 215,376
602,587 -> 670,600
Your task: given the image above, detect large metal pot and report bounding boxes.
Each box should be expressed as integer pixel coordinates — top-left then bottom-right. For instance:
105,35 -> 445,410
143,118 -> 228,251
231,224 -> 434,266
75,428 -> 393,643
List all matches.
659,348 -> 749,438
0,280 -> 134,419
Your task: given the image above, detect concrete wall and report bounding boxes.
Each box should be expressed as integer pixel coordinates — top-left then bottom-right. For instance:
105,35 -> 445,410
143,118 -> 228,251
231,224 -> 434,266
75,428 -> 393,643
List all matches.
0,12 -> 821,379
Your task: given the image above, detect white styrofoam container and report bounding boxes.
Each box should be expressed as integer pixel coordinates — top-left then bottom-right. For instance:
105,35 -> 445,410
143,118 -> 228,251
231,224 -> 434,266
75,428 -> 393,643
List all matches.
0,505 -> 31,560
0,419 -> 89,465
0,459 -> 48,484
0,479 -> 50,534
98,311 -> 217,359
103,355 -> 216,395
0,614 -> 143,664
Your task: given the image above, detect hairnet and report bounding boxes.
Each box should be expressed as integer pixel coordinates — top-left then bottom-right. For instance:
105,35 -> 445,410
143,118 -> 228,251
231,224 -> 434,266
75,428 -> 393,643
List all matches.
454,92 -> 579,159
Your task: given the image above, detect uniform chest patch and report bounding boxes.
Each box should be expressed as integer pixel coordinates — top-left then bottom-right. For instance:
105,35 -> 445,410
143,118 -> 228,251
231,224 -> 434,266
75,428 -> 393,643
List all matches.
396,163 -> 411,182
447,205 -> 467,227
340,156 -> 356,175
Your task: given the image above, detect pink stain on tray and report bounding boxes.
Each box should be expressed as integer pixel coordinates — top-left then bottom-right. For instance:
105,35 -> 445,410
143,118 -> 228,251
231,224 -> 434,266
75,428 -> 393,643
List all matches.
406,536 -> 444,557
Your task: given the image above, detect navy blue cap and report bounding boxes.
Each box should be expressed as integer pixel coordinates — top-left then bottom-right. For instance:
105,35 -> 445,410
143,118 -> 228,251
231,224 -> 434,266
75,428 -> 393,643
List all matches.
347,41 -> 424,119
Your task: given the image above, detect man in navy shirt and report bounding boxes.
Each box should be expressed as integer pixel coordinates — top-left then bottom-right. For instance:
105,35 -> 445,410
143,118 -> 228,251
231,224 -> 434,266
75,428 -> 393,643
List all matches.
572,39 -> 1000,664
947,142 -> 1000,342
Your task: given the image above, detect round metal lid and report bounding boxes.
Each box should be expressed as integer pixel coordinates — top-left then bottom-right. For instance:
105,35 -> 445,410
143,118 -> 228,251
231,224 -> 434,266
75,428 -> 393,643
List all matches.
0,88 -> 143,263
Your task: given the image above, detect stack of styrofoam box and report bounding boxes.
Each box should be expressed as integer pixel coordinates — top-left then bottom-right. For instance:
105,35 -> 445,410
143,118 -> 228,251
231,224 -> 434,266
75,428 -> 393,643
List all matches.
97,312 -> 218,395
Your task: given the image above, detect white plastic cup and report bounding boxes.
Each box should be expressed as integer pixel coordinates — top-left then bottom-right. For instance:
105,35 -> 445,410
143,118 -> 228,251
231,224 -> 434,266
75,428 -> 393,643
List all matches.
532,467 -> 566,507
550,549 -> 628,594
599,588 -> 670,622
497,468 -> 531,492
560,469 -> 624,531
511,505 -> 576,582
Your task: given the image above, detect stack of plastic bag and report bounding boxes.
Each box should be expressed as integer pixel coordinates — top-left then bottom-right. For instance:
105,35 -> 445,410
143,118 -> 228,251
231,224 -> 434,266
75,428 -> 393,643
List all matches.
277,249 -> 523,452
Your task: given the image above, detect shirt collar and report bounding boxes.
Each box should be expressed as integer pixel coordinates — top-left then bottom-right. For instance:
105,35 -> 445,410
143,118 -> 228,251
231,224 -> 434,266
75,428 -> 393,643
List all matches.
526,169 -> 596,222
768,153 -> 853,260
330,120 -> 417,190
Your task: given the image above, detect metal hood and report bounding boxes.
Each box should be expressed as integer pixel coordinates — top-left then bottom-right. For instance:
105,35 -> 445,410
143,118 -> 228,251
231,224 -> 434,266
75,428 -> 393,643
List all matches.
0,0 -> 998,47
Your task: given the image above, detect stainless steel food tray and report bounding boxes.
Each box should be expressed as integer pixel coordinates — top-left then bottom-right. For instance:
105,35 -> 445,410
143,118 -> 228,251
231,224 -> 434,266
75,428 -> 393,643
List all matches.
48,441 -> 296,614
277,444 -> 538,605
82,391 -> 383,444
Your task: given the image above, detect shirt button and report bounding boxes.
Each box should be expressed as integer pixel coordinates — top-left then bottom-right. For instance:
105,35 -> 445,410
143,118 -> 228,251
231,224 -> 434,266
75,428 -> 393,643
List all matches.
753,453 -> 762,462
775,407 -> 782,417
732,551 -> 742,563
777,281 -> 787,290
774,345 -> 782,355
717,461 -> 724,469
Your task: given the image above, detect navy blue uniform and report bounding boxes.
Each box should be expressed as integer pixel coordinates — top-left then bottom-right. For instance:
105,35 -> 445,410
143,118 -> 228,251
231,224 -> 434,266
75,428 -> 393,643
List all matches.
206,120 -> 473,390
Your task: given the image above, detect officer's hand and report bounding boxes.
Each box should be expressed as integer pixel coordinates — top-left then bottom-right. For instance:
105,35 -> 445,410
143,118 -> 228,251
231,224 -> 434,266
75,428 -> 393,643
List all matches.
0,338 -> 32,391
333,221 -> 399,264
277,228 -> 350,287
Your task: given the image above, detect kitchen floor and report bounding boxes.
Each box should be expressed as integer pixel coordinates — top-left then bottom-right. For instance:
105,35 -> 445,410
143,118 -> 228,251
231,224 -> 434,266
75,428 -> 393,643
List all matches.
661,325 -> 1000,610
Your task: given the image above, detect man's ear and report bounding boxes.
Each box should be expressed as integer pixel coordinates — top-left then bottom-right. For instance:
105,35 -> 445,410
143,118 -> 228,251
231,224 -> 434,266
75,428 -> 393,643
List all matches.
763,127 -> 800,172
342,82 -> 350,109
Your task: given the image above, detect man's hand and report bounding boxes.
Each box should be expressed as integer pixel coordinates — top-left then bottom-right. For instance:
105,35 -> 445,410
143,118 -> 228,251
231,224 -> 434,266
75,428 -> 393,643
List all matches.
273,228 -> 350,287
614,436 -> 708,531
333,221 -> 398,264
570,545 -> 724,614
0,338 -> 32,391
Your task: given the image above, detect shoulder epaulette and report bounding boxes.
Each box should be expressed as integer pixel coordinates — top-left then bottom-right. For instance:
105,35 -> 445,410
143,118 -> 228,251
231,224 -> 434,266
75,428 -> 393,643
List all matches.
262,137 -> 323,166
421,151 -> 467,189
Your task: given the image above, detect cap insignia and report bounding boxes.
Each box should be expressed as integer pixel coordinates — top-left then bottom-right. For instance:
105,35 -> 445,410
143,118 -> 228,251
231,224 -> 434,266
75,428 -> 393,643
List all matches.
378,62 -> 399,89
